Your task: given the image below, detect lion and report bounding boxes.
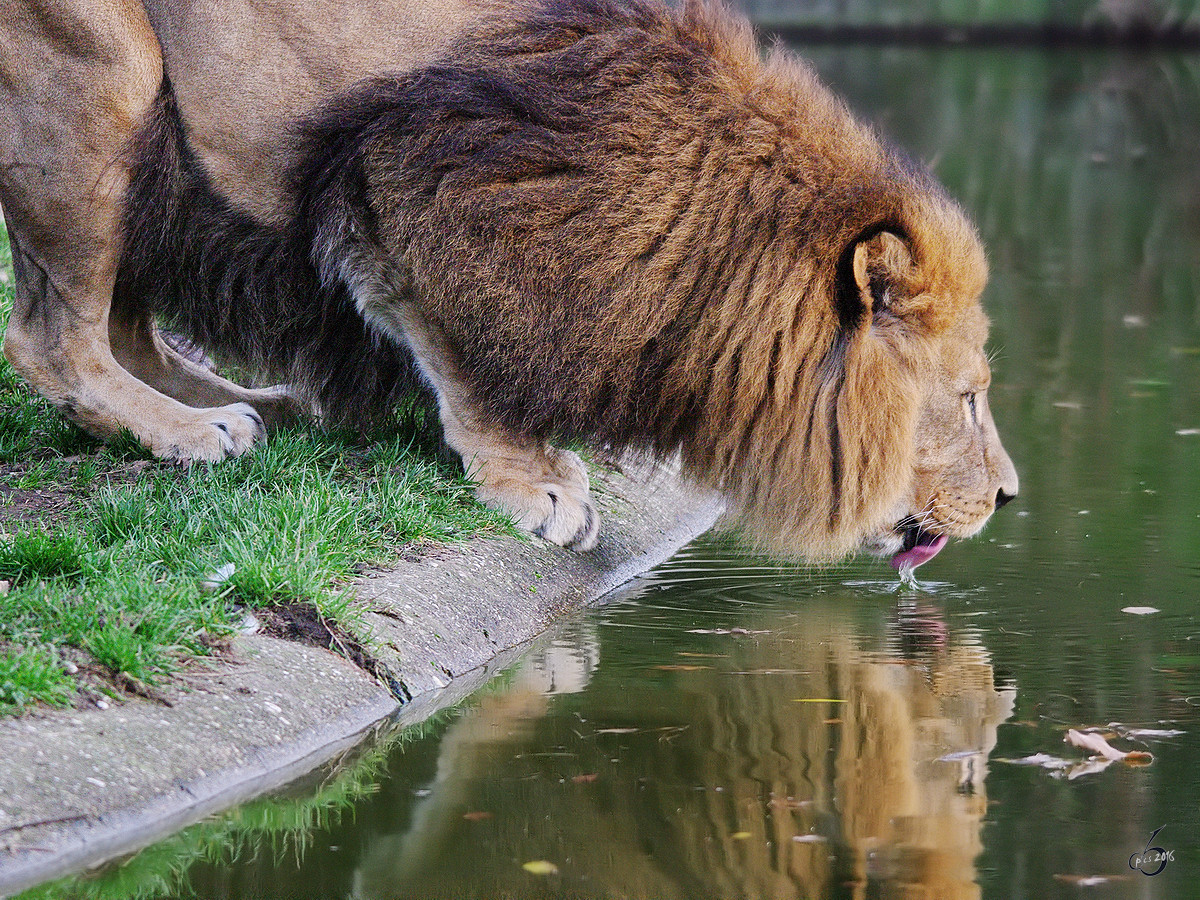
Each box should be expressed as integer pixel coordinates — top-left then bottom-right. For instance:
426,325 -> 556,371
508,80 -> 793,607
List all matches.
0,0 -> 1016,564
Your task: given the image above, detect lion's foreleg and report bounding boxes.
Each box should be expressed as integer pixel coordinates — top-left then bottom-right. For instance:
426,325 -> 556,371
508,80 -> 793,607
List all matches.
376,302 -> 599,550
445,405 -> 599,551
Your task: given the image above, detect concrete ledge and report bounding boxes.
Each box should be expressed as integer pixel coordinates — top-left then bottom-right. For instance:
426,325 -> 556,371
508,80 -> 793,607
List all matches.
0,462 -> 721,897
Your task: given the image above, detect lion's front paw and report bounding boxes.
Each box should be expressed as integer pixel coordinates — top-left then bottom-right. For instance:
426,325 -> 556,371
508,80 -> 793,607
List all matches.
155,403 -> 267,463
473,447 -> 600,551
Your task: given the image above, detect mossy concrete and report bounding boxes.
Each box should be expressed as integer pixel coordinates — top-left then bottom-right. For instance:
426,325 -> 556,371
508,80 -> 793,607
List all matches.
0,462 -> 721,897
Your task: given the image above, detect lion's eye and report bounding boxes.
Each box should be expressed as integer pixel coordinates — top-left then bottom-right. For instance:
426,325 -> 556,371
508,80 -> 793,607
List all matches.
964,392 -> 978,423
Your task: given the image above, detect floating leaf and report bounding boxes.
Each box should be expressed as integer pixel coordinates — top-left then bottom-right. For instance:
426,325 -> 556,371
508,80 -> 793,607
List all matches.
686,627 -> 768,635
998,752 -> 1072,769
1064,758 -> 1115,780
1067,729 -> 1127,760
1066,728 -> 1153,765
522,860 -> 559,876
1113,726 -> 1185,740
937,749 -> 981,762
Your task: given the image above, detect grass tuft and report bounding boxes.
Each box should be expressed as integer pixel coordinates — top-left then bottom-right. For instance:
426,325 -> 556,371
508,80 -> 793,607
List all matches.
0,643 -> 76,713
0,529 -> 87,584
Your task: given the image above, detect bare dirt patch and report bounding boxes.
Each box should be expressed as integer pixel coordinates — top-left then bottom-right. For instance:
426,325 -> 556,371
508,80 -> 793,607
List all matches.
0,458 -> 158,532
0,485 -> 79,529
256,601 -> 391,692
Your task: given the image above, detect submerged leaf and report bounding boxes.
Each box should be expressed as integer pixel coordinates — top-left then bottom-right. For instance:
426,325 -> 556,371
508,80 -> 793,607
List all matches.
792,698 -> 847,703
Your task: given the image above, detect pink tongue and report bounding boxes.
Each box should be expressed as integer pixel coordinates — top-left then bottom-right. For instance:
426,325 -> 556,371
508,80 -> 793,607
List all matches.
889,534 -> 948,571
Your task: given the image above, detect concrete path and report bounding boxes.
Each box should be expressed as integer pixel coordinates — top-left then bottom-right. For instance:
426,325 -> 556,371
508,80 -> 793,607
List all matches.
0,463 -> 721,897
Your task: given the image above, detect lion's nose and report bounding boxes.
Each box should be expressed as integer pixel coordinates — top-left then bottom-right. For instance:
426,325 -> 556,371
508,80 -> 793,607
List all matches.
991,446 -> 1019,511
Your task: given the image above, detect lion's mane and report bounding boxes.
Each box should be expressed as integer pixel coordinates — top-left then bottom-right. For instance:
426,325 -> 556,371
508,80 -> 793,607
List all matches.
118,0 -> 987,559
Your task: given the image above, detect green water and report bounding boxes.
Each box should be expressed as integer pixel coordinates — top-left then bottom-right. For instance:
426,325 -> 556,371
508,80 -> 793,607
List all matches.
32,47 -> 1200,900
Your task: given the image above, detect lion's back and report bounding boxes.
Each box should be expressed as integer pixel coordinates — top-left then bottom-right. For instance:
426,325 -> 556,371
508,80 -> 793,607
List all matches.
141,0 -> 487,223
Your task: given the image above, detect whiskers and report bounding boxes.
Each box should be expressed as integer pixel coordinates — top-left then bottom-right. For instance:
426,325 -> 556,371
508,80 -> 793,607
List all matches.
897,497 -> 939,534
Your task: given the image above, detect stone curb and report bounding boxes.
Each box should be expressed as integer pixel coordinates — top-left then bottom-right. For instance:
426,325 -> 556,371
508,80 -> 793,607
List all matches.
0,463 -> 722,897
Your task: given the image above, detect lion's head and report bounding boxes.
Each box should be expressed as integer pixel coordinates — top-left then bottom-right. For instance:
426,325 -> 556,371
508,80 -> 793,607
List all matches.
685,182 -> 1018,567
850,224 -> 1019,571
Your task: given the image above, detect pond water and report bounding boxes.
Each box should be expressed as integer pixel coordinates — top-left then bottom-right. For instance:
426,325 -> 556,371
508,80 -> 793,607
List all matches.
32,46 -> 1200,900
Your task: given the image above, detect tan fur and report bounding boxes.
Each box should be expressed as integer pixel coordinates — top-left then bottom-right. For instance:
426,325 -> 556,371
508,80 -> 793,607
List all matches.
0,0 -> 308,460
0,0 -> 1015,557
138,0 -> 483,224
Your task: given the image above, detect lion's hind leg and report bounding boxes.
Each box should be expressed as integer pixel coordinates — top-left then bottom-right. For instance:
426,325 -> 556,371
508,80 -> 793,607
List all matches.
0,0 -> 284,463
107,299 -> 308,432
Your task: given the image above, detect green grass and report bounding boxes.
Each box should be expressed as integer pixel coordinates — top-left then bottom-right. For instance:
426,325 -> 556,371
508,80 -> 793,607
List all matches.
0,224 -> 508,715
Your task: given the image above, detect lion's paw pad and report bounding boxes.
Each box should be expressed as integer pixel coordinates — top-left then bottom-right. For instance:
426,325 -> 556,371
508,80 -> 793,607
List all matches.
161,403 -> 267,463
475,459 -> 600,552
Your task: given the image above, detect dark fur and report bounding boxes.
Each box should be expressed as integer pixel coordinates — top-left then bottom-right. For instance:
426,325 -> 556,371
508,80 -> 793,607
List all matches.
296,0 -> 924,449
115,83 -> 421,427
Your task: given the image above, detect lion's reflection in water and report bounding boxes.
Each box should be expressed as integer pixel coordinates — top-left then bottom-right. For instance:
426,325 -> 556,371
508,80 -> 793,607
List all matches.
350,597 -> 1014,900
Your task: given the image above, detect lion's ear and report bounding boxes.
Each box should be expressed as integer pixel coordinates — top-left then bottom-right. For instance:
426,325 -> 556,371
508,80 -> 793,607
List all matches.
850,230 -> 916,320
